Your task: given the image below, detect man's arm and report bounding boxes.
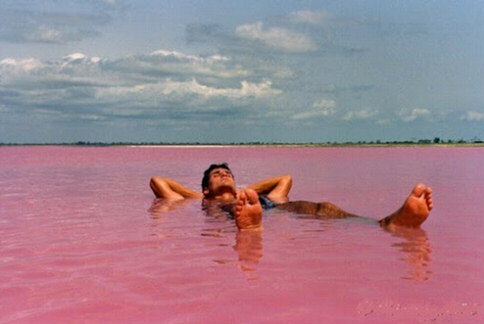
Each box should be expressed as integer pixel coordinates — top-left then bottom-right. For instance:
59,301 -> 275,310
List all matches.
247,174 -> 292,203
150,177 -> 203,200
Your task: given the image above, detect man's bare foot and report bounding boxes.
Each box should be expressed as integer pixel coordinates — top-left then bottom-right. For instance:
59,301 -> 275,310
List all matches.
380,183 -> 434,229
234,188 -> 263,231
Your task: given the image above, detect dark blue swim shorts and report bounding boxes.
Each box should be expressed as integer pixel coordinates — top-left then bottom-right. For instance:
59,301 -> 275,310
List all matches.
258,195 -> 278,210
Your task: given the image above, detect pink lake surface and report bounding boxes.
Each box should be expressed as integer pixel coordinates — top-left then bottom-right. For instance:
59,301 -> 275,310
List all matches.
1,146 -> 483,323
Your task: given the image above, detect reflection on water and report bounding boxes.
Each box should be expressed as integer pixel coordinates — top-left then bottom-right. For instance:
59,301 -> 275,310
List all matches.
3,146 -> 484,323
148,198 -> 191,217
388,227 -> 432,281
148,198 -> 433,282
148,198 -> 263,278
232,230 -> 264,280
234,230 -> 263,263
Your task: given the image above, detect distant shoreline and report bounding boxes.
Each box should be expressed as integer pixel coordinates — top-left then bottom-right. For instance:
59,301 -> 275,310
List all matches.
1,142 -> 483,148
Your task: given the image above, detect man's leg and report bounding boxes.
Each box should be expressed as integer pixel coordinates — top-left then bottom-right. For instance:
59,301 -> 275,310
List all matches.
277,200 -> 357,219
277,183 -> 433,229
379,183 -> 433,229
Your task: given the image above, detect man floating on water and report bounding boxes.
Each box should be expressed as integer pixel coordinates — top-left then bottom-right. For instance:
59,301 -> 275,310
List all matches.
150,163 -> 433,231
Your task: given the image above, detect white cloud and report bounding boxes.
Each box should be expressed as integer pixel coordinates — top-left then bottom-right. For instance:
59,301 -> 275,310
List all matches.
291,98 -> 336,120
343,109 -> 379,121
163,79 -> 281,99
0,48 -> 279,125
377,119 -> 391,125
289,10 -> 332,25
0,49 -> 252,89
64,53 -> 88,61
145,50 -> 247,78
313,98 -> 336,109
0,57 -> 43,73
460,110 -> 484,121
0,4 -> 110,44
27,26 -> 64,43
235,22 -> 316,52
399,108 -> 431,122
150,50 -> 229,63
96,79 -> 281,103
79,113 -> 108,121
110,49 -> 250,79
164,79 -> 281,100
59,52 -> 102,68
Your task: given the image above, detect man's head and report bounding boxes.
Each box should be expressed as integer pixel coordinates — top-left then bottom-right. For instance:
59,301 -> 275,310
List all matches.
201,163 -> 236,198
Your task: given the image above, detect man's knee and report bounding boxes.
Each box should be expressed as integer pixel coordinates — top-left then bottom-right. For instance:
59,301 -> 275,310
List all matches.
316,202 -> 353,218
150,177 -> 160,188
281,174 -> 292,188
150,177 -> 167,197
315,202 -> 332,216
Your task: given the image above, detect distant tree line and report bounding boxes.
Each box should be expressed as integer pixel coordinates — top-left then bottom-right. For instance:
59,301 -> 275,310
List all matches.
1,137 -> 483,146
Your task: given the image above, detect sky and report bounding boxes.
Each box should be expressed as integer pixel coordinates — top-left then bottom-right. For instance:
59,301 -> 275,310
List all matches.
1,0 -> 483,143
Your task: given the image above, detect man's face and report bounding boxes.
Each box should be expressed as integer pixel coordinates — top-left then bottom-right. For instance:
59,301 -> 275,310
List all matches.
204,167 -> 236,197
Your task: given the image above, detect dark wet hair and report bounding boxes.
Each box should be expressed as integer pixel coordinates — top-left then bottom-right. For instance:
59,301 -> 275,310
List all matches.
201,163 -> 233,190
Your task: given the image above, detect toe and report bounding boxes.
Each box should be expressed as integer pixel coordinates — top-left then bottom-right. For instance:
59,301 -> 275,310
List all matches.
237,191 -> 247,205
425,190 -> 433,209
244,189 -> 259,205
412,183 -> 426,197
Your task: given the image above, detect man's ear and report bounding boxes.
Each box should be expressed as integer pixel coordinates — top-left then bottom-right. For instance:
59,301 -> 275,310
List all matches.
203,188 -> 209,197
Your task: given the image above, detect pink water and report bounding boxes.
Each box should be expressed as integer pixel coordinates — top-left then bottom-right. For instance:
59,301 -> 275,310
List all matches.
1,146 -> 483,323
